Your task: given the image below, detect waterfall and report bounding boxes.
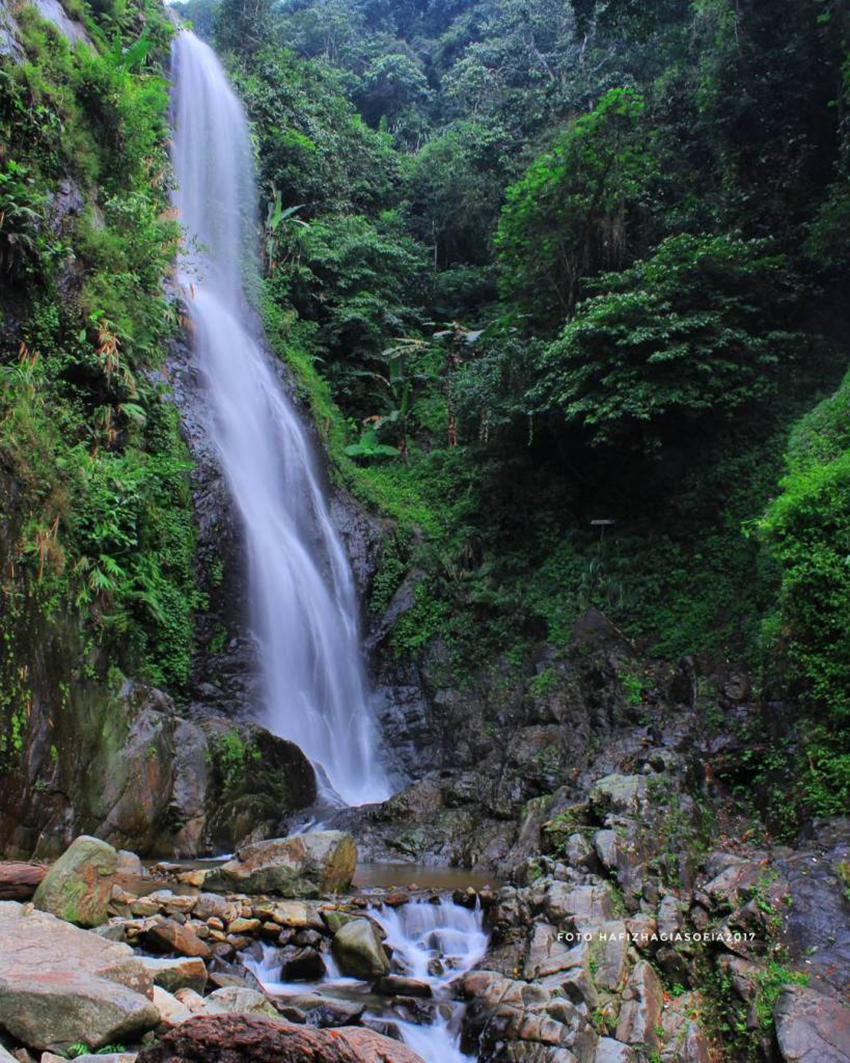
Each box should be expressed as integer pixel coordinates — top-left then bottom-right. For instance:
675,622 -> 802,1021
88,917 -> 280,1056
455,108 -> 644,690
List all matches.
169,30 -> 391,807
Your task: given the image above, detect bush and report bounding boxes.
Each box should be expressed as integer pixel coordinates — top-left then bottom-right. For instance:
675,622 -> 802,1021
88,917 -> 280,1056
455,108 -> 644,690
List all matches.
758,372 -> 850,814
0,0 -> 196,692
534,233 -> 808,453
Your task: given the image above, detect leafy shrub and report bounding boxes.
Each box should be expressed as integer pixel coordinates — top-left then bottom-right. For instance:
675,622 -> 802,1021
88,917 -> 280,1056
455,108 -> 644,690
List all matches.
205,728 -> 262,791
0,0 -> 196,692
534,233 -> 808,453
0,161 -> 49,277
758,372 -> 850,814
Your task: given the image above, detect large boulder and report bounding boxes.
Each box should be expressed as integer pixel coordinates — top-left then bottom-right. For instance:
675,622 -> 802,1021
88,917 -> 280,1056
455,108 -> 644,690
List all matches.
205,831 -> 356,897
596,1041 -> 637,1063
331,918 -> 391,979
0,902 -> 158,1051
774,985 -> 850,1063
69,1057 -> 136,1063
615,961 -> 664,1052
153,985 -> 193,1024
659,993 -> 710,1063
461,969 -> 598,1062
135,1013 -> 425,1062
138,956 -> 207,995
0,901 -> 152,994
143,919 -> 211,959
33,835 -> 117,927
545,882 -> 614,928
0,673 -> 316,862
589,776 -> 649,819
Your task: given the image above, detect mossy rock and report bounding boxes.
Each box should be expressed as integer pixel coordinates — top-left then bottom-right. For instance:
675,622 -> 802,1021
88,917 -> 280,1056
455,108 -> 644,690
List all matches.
33,834 -> 117,927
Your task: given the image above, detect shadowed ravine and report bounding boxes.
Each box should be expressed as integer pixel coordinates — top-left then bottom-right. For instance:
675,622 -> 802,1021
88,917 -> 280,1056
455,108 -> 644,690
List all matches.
169,30 -> 391,808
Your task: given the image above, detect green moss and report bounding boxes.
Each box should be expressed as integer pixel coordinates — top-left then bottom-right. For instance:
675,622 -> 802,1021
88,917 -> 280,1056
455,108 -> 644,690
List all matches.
369,529 -> 410,614
757,370 -> 850,817
205,728 -> 262,792
389,578 -> 453,658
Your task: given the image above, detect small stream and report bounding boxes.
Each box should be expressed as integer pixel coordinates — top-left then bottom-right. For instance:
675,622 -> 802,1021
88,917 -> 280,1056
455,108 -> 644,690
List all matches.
244,897 -> 488,1063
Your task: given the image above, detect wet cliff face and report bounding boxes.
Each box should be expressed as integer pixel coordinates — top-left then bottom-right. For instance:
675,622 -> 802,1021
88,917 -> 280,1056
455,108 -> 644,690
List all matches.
163,331 -> 260,723
0,467 -> 110,856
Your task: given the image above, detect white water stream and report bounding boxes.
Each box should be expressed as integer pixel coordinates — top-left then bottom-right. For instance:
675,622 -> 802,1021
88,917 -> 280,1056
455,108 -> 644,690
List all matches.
169,31 -> 390,807
244,898 -> 487,1063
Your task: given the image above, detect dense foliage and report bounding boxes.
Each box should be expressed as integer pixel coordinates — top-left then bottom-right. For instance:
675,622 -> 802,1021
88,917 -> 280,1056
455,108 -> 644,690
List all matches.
4,0 -> 848,820
496,86 -> 651,325
167,0 -> 850,823
0,0 -> 199,688
758,372 -> 850,816
534,234 -> 808,453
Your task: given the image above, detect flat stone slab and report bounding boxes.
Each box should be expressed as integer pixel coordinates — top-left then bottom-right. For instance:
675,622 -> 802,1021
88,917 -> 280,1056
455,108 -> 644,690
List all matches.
0,902 -> 158,1051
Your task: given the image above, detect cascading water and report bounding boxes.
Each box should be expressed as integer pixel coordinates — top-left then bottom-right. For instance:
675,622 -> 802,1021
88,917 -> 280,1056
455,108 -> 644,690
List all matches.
371,899 -> 488,1062
169,30 -> 391,807
244,898 -> 488,1063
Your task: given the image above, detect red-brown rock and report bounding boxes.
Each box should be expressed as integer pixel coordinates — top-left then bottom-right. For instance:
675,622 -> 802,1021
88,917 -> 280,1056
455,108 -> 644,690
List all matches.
136,1014 -> 425,1063
144,919 -> 211,959
0,862 -> 48,900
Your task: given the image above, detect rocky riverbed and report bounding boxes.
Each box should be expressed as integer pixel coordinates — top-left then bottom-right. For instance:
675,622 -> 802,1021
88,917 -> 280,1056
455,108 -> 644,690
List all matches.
1,775 -> 847,1063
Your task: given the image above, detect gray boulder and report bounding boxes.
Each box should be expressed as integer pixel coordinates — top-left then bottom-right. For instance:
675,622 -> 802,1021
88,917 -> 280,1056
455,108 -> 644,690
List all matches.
545,883 -> 613,928
591,921 -> 630,992
138,956 -> 207,995
615,961 -> 664,1051
0,971 -> 158,1052
205,831 -> 356,897
0,901 -> 157,1051
595,1040 -> 637,1063
153,985 -> 192,1024
200,987 -> 279,1017
774,985 -> 850,1063
589,776 -> 649,819
73,1055 -> 137,1063
331,918 -> 391,979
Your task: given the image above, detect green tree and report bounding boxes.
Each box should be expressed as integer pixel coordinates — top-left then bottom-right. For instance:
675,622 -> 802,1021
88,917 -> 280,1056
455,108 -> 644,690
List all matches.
231,46 -> 400,216
533,233 -> 807,452
215,0 -> 277,55
277,212 -> 428,368
404,119 -> 506,268
356,53 -> 432,130
496,87 -> 652,328
570,0 -> 690,41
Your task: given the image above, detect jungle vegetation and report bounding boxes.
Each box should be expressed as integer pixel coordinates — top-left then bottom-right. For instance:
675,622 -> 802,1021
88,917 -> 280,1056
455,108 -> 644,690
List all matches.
2,0 -> 849,821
